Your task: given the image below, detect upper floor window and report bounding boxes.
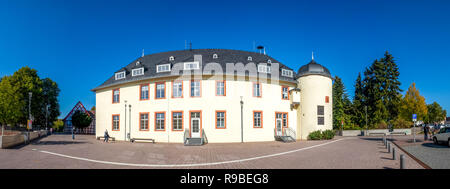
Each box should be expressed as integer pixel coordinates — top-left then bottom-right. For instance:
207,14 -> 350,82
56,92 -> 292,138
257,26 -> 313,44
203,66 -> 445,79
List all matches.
184,62 -> 200,70
112,89 -> 120,103
253,82 -> 262,97
281,69 -> 293,77
155,82 -> 166,99
213,54 -> 218,59
216,81 -> 225,96
282,86 -> 289,100
157,64 -> 171,73
140,84 -> 149,100
190,80 -> 201,97
172,81 -> 183,98
258,64 -> 271,73
132,68 -> 144,76
115,71 -> 126,80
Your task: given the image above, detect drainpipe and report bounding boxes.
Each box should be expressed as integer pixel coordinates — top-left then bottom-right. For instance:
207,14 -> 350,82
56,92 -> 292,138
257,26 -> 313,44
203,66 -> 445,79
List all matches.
240,96 -> 244,143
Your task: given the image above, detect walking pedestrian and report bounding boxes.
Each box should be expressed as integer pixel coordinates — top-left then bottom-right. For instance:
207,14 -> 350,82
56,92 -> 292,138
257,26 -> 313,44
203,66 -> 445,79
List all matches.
424,125 -> 428,141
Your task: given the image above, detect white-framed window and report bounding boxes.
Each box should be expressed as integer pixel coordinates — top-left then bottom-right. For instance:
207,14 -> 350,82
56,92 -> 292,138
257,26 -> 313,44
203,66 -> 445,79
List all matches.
253,83 -> 262,97
115,71 -> 126,80
282,86 -> 289,100
248,56 -> 252,61
132,68 -> 144,76
216,81 -> 225,96
190,80 -> 201,97
155,112 -> 165,131
172,81 -> 183,98
172,112 -> 183,131
216,111 -> 226,129
257,64 -> 271,73
184,62 -> 200,70
112,115 -> 120,131
156,82 -> 165,99
140,85 -> 149,100
213,54 -> 218,59
268,59 -> 272,63
281,69 -> 294,77
157,64 -> 171,73
253,111 -> 262,128
169,56 -> 174,61
113,89 -> 120,103
140,113 -> 149,130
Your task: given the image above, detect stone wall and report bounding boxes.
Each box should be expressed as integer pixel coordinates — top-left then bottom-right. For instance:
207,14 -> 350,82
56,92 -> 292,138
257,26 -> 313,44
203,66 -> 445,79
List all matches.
0,130 -> 48,148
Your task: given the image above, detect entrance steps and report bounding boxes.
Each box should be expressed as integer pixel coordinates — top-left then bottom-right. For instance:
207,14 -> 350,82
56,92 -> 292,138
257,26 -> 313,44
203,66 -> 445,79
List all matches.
184,138 -> 203,146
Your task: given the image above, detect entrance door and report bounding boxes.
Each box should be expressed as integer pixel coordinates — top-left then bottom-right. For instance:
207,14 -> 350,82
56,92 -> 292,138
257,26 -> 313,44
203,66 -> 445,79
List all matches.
276,118 -> 282,136
191,118 -> 201,138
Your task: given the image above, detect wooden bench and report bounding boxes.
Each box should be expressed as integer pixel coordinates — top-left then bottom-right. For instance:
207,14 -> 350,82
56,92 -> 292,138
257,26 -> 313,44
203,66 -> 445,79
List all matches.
131,138 -> 155,143
390,132 -> 407,135
368,132 -> 386,136
97,136 -> 115,141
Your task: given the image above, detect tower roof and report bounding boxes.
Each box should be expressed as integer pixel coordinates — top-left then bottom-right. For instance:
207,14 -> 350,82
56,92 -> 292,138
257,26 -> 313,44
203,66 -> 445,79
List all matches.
296,59 -> 332,79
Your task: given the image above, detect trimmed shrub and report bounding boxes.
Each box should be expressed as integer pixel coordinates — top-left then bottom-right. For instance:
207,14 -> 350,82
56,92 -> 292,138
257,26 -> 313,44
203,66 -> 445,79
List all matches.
308,129 -> 335,140
308,130 -> 322,140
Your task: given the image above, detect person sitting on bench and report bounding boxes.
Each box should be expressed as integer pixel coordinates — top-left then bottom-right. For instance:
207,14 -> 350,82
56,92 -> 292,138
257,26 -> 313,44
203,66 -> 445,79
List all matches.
104,129 -> 110,142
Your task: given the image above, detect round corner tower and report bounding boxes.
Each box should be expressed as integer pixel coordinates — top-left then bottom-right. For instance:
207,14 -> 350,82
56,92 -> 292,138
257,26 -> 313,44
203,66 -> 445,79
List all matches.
296,58 -> 333,140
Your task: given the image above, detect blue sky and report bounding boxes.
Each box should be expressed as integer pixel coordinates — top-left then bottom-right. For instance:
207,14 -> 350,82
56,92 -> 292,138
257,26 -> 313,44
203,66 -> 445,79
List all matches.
0,0 -> 449,118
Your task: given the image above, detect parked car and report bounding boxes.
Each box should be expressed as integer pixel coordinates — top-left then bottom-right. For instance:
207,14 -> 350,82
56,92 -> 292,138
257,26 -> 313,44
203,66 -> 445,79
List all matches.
432,126 -> 450,147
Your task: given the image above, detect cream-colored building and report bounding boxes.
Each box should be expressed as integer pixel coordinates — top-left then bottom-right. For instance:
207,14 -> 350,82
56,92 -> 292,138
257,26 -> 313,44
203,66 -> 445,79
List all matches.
92,49 -> 332,144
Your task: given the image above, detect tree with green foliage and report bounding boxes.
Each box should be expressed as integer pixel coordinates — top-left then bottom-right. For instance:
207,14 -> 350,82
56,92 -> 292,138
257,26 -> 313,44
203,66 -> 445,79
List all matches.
0,76 -> 25,128
399,83 -> 428,122
380,51 -> 402,122
71,110 -> 93,133
426,102 -> 446,124
333,76 -> 354,130
35,78 -> 60,128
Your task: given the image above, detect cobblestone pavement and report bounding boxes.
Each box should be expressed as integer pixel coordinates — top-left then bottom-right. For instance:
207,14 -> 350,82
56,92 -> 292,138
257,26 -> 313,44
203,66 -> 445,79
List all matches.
0,134 -> 423,169
390,134 -> 450,169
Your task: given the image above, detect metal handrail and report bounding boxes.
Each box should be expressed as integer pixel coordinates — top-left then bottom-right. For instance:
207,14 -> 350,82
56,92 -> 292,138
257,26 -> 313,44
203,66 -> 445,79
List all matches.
184,128 -> 190,144
201,128 -> 208,144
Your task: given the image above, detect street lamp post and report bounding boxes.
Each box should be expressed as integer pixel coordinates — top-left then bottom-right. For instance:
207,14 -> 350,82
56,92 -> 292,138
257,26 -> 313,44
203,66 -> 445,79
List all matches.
129,104 -> 131,141
365,106 -> 368,136
124,100 -> 127,141
45,104 -> 49,130
28,92 -> 32,143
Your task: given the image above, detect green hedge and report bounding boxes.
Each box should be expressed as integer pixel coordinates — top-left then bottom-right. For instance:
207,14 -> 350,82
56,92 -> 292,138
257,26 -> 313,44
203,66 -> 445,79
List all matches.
308,129 -> 335,140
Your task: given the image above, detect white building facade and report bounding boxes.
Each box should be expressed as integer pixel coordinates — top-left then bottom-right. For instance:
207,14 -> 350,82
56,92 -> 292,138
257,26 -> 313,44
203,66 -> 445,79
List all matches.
92,49 -> 332,143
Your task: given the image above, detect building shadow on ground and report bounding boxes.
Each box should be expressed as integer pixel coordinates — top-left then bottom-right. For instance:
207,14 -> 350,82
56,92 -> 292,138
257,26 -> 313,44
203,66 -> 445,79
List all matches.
31,141 -> 89,145
422,143 -> 449,149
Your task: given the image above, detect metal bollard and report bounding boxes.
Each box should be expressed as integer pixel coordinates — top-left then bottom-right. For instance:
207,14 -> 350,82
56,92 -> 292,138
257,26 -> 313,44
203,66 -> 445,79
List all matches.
393,147 -> 396,160
388,143 -> 390,153
400,154 -> 405,169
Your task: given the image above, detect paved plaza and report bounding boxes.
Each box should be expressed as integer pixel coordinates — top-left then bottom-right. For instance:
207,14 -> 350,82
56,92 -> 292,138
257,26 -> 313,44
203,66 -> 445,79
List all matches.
0,134 -> 424,169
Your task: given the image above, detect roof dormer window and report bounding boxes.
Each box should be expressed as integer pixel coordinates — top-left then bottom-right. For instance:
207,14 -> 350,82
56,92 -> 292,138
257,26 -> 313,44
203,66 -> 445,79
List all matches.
281,69 -> 293,77
132,67 -> 144,76
248,56 -> 252,61
135,61 -> 141,66
156,64 -> 171,73
267,59 -> 272,63
184,62 -> 200,70
169,56 -> 175,61
213,54 -> 218,59
115,71 -> 126,80
258,64 -> 271,73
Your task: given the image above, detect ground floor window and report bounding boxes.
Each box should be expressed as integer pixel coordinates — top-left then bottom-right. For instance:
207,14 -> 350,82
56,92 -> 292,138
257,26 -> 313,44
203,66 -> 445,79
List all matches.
140,113 -> 149,131
172,111 -> 183,131
155,112 -> 165,131
216,111 -> 226,129
317,105 -> 324,125
112,114 -> 120,131
253,111 -> 263,128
